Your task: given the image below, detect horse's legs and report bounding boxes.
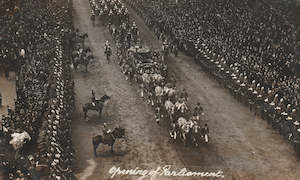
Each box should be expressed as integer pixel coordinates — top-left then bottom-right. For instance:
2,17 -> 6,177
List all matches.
83,107 -> 87,119
93,139 -> 100,157
111,144 -> 114,154
93,143 -> 98,157
98,107 -> 103,118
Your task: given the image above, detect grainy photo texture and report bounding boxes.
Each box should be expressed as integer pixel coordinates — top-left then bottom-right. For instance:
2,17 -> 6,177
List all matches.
0,0 -> 300,179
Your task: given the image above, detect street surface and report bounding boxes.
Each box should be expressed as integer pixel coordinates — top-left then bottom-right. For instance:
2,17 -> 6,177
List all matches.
71,0 -> 300,179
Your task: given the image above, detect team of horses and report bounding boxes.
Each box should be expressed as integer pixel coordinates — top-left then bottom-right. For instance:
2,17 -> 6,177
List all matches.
71,33 -> 94,72
85,0 -> 211,155
89,0 -> 210,149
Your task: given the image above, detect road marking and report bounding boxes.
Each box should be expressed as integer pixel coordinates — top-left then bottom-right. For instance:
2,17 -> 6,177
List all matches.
76,159 -> 97,180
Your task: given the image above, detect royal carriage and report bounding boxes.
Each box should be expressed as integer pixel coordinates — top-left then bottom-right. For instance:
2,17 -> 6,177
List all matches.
127,45 -> 157,74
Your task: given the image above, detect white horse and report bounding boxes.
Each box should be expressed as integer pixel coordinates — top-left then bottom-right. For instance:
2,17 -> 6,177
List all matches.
155,85 -> 164,105
177,117 -> 190,145
9,131 -> 31,151
163,87 -> 177,101
165,100 -> 175,120
175,100 -> 188,114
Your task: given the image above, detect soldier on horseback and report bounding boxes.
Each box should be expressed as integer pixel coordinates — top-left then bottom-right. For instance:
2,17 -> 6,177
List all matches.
131,22 -> 138,43
194,102 -> 204,121
202,124 -> 209,143
161,40 -> 169,61
104,40 -> 112,63
91,90 -> 96,106
180,88 -> 188,102
103,123 -> 115,140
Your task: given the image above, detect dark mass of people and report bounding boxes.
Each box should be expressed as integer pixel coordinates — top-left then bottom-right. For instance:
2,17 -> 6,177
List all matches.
0,0 -> 76,179
126,0 -> 300,153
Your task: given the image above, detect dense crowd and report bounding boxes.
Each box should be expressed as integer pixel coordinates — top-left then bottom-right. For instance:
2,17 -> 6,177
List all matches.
0,0 -> 22,77
0,0 -> 76,179
127,0 -> 300,110
126,0 -> 300,151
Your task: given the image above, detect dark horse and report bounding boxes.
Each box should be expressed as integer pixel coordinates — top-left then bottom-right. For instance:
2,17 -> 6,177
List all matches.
82,94 -> 110,119
92,127 -> 125,156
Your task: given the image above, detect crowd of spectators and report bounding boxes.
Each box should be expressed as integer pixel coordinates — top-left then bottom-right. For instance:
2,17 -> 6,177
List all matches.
127,0 -> 300,113
0,0 -> 76,179
126,0 -> 300,150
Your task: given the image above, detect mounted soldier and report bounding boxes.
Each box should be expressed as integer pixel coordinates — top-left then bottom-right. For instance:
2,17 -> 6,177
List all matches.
161,40 -> 169,61
202,124 -> 209,143
103,123 -> 115,141
194,102 -> 204,121
131,22 -> 138,43
83,94 -> 111,120
179,88 -> 188,102
104,41 -> 112,63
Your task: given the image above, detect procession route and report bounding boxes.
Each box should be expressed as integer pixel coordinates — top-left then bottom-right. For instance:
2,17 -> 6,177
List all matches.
71,0 -> 300,179
71,0 -> 197,180
125,3 -> 300,180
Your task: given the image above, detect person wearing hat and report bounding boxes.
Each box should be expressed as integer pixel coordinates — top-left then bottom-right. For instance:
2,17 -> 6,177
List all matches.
202,124 -> 209,143
180,88 -> 188,102
194,102 -> 204,121
103,123 -> 115,141
104,42 -> 112,64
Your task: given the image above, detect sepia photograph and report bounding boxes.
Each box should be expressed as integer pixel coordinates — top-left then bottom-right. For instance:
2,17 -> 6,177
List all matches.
0,0 -> 300,179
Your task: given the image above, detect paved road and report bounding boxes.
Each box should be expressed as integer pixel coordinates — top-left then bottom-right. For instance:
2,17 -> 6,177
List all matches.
71,0 -> 300,180
0,72 -> 16,117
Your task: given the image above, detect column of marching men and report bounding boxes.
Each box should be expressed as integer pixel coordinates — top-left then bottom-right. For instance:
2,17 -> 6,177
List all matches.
125,0 -> 300,152
42,40 -> 75,180
0,0 -> 77,179
88,0 -> 210,147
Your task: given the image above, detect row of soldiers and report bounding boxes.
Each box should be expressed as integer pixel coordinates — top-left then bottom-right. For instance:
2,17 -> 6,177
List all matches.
0,0 -> 76,179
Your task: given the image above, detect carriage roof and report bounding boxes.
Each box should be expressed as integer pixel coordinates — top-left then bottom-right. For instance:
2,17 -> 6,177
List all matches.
128,46 -> 153,63
128,45 -> 151,54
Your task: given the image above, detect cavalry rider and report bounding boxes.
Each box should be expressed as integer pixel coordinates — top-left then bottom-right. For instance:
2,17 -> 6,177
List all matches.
126,31 -> 132,47
194,102 -> 204,121
104,40 -> 110,49
103,123 -> 115,140
131,22 -> 138,43
202,124 -> 209,136
169,75 -> 176,87
108,9 -> 113,24
91,90 -> 96,102
162,40 -> 169,61
180,88 -> 188,102
187,116 -> 195,129
104,40 -> 112,63
155,106 -> 161,124
172,42 -> 178,57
